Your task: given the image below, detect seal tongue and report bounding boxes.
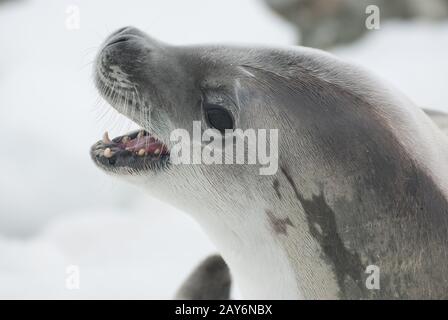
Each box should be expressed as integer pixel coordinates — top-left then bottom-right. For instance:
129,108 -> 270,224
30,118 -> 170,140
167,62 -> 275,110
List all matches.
124,136 -> 156,150
124,136 -> 168,155
102,131 -> 169,156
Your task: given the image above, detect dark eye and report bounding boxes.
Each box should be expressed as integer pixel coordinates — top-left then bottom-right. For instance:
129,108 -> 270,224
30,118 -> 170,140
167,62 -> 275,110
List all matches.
204,104 -> 234,134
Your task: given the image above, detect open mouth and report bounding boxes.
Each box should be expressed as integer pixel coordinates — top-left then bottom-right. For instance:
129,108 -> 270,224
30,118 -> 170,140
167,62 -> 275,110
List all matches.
90,129 -> 170,173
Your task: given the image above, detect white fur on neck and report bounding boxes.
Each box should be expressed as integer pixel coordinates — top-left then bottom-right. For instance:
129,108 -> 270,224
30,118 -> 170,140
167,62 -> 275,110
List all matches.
127,160 -> 303,299
199,209 -> 303,299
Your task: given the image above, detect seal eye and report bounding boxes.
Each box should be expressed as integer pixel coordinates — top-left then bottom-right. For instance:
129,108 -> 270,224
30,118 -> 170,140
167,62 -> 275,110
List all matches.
204,104 -> 234,134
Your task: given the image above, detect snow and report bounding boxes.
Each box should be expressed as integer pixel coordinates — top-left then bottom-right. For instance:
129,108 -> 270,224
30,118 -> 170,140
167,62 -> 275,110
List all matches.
333,20 -> 448,111
0,0 -> 447,299
0,204 -> 215,299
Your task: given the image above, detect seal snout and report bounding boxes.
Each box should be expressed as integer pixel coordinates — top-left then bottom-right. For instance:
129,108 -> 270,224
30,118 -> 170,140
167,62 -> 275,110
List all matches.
95,26 -> 152,95
106,35 -> 133,47
110,26 -> 136,36
105,26 -> 144,43
103,26 -> 147,49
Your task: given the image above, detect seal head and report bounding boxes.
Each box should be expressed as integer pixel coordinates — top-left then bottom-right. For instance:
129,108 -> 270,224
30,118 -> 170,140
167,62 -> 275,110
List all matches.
91,27 -> 448,299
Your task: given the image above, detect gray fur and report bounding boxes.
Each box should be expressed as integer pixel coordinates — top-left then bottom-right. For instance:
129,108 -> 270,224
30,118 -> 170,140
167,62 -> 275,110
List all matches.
92,27 -> 448,299
175,255 -> 231,300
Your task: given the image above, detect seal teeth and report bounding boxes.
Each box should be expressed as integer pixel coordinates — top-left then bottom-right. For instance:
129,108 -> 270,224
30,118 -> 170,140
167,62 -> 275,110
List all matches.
104,148 -> 113,158
154,148 -> 160,155
122,136 -> 130,143
137,131 -> 145,139
103,132 -> 112,144
138,149 -> 146,156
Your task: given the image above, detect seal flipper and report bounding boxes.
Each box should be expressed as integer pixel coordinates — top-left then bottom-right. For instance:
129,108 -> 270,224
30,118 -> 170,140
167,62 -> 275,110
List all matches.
423,108 -> 448,133
174,254 -> 231,300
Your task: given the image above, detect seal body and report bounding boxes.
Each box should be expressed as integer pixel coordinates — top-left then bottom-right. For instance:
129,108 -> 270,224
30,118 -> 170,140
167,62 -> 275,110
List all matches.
91,27 -> 448,299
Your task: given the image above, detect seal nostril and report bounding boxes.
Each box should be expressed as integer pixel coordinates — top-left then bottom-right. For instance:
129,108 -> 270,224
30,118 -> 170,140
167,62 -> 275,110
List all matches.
107,36 -> 131,46
113,26 -> 138,36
